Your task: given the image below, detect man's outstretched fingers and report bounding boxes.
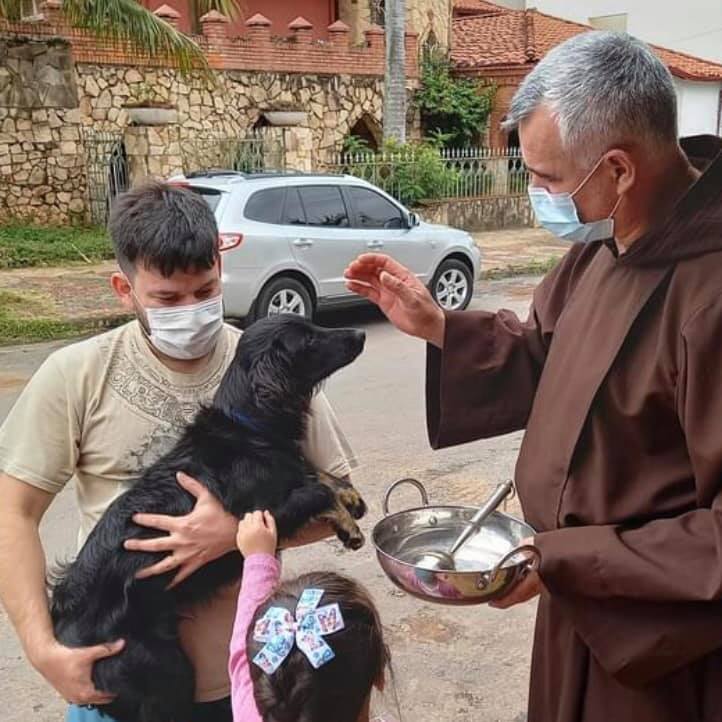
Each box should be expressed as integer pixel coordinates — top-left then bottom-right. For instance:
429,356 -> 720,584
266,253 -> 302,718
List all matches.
135,553 -> 179,580
175,471 -> 206,498
132,512 -> 178,533
168,559 -> 203,589
87,639 -> 125,661
124,535 -> 173,553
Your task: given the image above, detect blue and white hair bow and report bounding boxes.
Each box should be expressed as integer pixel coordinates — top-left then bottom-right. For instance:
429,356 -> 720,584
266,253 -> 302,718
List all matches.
252,588 -> 345,674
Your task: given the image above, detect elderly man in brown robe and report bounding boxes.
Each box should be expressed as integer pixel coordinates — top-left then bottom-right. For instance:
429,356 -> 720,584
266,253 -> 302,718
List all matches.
345,30 -> 722,722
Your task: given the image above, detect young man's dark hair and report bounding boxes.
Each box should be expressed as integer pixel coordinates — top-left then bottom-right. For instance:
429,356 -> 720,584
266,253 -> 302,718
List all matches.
108,181 -> 220,278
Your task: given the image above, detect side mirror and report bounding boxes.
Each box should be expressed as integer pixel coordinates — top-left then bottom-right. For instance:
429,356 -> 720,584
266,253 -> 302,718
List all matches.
408,212 -> 421,228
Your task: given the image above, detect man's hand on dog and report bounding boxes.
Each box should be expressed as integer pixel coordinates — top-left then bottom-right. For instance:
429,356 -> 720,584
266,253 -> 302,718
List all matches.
125,472 -> 336,585
236,511 -> 277,557
35,639 -> 124,705
124,472 -> 239,588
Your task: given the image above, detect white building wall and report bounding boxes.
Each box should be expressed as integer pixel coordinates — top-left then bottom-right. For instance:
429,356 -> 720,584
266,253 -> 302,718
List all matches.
528,0 -> 722,63
674,79 -> 722,137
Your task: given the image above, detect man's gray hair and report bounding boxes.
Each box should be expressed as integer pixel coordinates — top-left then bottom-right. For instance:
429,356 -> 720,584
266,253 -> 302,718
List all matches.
502,31 -> 678,165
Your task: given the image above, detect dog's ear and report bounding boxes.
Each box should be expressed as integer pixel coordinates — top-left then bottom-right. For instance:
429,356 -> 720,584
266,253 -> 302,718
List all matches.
248,343 -> 295,412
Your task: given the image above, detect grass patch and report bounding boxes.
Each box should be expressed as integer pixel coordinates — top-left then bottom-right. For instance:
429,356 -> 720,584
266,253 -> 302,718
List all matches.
481,257 -> 561,280
0,225 -> 113,269
0,289 -> 129,345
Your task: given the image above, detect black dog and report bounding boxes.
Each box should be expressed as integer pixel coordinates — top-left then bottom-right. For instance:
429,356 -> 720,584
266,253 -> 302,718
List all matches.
50,315 -> 367,722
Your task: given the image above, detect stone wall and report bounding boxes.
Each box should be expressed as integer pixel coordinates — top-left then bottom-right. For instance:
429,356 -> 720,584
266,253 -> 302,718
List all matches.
0,52 -> 392,223
0,13 -> 420,224
417,195 -> 535,232
0,38 -> 86,224
74,64 -> 386,166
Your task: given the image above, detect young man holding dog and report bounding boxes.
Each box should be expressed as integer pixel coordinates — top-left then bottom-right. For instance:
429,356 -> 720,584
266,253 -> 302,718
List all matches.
0,182 -> 355,722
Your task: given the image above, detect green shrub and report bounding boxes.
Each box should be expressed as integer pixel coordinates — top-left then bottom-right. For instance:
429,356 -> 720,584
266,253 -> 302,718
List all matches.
415,51 -> 496,148
344,139 -> 460,206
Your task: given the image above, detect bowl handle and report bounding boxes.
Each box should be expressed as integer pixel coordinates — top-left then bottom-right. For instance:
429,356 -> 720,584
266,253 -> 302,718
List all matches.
478,544 -> 541,590
382,478 -> 430,516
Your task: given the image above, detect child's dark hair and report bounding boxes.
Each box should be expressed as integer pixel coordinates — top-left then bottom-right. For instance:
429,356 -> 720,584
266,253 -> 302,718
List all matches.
108,181 -> 219,278
248,571 -> 390,722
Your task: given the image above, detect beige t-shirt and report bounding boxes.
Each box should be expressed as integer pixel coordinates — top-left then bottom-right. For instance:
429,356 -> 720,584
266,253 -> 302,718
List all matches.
0,321 -> 353,702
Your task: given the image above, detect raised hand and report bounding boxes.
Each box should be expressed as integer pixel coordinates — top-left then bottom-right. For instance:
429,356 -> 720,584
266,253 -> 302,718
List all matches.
344,254 -> 446,348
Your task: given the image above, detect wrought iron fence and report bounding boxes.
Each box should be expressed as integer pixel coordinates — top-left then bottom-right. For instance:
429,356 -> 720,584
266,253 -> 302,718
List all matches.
441,146 -> 529,198
323,146 -> 529,203
180,131 -> 286,175
82,128 -> 129,225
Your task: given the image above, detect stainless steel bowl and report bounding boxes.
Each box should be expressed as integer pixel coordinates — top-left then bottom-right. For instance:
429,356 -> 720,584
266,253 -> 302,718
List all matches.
372,478 -> 540,605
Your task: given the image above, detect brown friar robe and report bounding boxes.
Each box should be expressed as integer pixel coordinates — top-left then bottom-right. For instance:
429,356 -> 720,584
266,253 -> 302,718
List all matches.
427,135 -> 722,722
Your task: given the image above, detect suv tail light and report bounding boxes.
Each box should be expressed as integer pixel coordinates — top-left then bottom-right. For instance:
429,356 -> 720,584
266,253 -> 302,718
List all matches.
219,233 -> 243,252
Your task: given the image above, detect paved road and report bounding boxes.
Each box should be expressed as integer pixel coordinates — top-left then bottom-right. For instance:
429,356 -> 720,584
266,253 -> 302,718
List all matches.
0,277 -> 539,722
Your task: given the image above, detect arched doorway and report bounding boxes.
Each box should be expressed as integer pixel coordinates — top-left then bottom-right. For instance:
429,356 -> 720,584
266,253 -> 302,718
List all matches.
345,114 -> 382,152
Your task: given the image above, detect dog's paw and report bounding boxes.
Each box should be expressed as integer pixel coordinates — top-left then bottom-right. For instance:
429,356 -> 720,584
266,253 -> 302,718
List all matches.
320,508 -> 366,551
339,487 -> 367,521
337,526 -> 365,551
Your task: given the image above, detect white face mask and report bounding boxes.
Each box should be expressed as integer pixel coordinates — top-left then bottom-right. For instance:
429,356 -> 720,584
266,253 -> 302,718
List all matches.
528,155 -> 623,243
139,295 -> 224,360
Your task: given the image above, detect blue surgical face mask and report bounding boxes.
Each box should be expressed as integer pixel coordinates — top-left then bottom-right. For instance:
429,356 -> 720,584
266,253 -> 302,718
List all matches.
528,155 -> 622,243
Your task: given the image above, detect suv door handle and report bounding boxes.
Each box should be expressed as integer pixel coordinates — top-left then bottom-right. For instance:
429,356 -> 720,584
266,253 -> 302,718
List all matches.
367,240 -> 384,248
293,238 -> 314,247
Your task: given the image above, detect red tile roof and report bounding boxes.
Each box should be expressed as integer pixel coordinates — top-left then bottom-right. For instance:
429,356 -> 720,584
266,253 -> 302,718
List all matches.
453,0 -> 505,17
451,5 -> 722,81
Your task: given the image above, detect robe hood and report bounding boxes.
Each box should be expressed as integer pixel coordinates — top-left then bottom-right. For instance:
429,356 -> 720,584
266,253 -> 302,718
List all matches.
612,135 -> 722,267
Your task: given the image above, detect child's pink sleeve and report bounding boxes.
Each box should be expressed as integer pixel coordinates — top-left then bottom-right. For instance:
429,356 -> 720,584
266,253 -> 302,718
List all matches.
229,553 -> 281,722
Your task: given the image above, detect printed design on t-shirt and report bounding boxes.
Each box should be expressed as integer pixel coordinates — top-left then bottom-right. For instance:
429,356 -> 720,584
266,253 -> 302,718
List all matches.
104,336 -> 225,426
127,425 -> 182,474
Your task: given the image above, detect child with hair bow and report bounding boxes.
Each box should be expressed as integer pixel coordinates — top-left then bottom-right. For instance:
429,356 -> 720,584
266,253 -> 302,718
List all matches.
230,511 -> 397,722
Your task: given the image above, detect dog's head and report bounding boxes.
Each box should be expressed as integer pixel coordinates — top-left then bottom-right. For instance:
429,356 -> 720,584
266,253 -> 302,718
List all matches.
217,315 -> 365,431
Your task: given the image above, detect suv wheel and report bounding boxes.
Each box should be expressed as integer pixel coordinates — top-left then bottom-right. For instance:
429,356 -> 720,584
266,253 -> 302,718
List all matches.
431,259 -> 473,311
253,276 -> 314,321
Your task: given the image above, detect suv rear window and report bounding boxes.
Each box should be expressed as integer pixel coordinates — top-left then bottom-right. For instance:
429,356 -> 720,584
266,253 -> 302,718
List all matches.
189,186 -> 223,213
298,186 -> 349,227
283,188 -> 306,225
244,188 -> 285,224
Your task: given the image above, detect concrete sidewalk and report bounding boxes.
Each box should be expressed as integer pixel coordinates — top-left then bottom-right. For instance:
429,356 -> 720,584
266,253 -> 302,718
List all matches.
474,227 -> 567,274
0,228 -> 567,326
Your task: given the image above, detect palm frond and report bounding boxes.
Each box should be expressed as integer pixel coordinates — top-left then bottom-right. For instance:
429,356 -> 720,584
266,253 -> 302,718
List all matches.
194,0 -> 245,22
62,0 -> 208,73
0,0 -> 25,22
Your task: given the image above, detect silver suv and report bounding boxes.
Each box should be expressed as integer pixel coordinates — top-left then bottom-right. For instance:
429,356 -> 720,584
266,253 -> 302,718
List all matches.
170,170 -> 481,321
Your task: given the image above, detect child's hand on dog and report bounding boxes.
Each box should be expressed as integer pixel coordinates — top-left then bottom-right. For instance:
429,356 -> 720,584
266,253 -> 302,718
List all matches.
236,510 -> 278,557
